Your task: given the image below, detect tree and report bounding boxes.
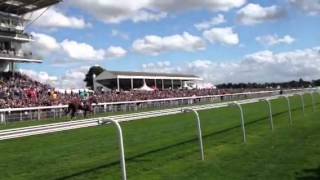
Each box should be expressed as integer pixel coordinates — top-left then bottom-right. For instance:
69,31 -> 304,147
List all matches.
84,66 -> 105,89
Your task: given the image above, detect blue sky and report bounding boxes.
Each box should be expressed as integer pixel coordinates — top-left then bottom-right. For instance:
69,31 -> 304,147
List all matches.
19,0 -> 320,89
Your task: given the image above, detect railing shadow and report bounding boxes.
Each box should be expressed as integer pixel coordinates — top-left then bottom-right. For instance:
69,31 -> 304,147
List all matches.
296,166 -> 320,180
54,107 -> 301,180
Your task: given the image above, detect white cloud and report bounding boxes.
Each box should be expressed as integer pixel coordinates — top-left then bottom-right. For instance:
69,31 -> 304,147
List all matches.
132,11 -> 167,22
132,32 -> 206,56
194,14 -> 226,30
256,34 -> 295,46
26,32 -> 127,62
111,29 -> 130,40
290,0 -> 320,15
142,61 -> 182,73
20,66 -> 90,89
237,3 -> 286,25
61,40 -> 106,61
57,66 -> 89,89
22,32 -> 60,56
68,0 -> 246,23
105,46 -> 127,59
152,0 -> 246,12
20,69 -> 58,86
27,8 -> 90,29
142,47 -> 320,84
203,27 -> 239,46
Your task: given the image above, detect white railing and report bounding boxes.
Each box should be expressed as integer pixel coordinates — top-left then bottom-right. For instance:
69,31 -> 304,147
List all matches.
0,88 -> 311,124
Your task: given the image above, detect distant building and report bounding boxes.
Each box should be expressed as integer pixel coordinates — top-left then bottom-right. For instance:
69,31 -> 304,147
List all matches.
94,70 -> 202,91
0,0 -> 62,73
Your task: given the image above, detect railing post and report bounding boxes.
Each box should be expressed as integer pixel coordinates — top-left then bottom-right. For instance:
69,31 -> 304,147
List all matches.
259,99 -> 274,131
37,109 -> 41,120
229,102 -> 247,143
283,96 -> 293,125
98,118 -> 127,180
0,113 -> 5,125
181,108 -> 205,160
53,109 -> 56,120
59,108 -> 62,118
308,92 -> 316,112
297,93 -> 305,116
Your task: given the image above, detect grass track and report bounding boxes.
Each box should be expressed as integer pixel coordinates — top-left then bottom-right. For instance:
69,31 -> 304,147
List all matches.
0,95 -> 320,180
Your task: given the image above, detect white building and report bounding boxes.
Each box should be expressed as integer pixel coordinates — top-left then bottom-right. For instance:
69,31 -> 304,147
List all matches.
94,70 -> 202,91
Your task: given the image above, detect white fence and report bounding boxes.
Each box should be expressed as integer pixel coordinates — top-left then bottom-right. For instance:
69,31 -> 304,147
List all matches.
0,89 -> 307,124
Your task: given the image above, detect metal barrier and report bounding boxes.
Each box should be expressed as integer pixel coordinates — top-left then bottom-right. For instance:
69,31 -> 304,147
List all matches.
282,96 -> 293,125
295,93 -> 305,116
259,99 -> 274,131
0,89 -> 306,124
98,118 -> 127,180
181,108 -> 205,160
308,92 -> 316,112
229,102 -> 247,143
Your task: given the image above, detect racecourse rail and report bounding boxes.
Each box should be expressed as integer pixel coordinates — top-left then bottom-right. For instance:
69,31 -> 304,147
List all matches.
0,89 -> 306,123
0,88 -> 316,141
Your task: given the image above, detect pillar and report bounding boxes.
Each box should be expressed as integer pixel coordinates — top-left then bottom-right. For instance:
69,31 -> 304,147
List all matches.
154,79 -> 157,89
131,78 -> 134,90
117,78 -> 120,91
162,79 -> 164,90
180,80 -> 183,89
171,79 -> 174,89
11,62 -> 14,77
92,74 -> 96,91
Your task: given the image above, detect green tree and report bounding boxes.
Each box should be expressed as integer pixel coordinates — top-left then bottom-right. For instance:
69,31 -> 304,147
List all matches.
84,66 -> 105,89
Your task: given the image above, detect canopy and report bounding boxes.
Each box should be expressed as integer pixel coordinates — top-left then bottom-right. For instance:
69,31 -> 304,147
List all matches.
135,84 -> 154,91
0,0 -> 62,15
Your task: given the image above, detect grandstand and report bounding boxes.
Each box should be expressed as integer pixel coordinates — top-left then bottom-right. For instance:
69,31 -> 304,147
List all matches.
94,69 -> 202,91
0,0 -> 61,73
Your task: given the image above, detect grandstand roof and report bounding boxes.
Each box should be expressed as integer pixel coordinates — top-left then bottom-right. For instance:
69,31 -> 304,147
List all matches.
96,70 -> 201,81
0,0 -> 61,15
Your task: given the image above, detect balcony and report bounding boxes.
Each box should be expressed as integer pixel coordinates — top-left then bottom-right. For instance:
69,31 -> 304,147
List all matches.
0,22 -> 24,33
0,30 -> 32,42
0,49 -> 42,63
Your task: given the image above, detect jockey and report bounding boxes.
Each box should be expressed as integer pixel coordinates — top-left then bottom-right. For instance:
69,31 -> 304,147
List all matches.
79,90 -> 89,106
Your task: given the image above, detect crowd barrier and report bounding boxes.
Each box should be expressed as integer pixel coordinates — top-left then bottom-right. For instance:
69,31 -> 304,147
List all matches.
0,89 -> 310,124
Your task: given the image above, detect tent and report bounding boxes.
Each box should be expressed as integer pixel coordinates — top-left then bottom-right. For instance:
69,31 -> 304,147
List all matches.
135,83 -> 154,91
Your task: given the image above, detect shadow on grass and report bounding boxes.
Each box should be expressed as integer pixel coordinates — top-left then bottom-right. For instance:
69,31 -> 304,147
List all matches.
54,108 -> 301,180
296,166 -> 320,180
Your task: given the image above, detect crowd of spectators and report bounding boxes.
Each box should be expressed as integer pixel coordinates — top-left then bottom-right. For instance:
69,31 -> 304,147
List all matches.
0,72 -> 265,109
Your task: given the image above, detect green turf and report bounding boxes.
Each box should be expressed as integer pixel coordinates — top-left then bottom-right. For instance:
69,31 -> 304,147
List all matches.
0,95 -> 320,180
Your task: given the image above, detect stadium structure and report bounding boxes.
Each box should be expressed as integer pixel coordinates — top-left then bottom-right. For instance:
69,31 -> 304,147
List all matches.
94,69 -> 202,91
0,0 -> 61,73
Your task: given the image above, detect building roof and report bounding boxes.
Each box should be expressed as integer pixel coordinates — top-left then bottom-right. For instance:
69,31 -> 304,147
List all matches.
96,70 -> 201,81
111,70 -> 199,78
0,0 -> 61,15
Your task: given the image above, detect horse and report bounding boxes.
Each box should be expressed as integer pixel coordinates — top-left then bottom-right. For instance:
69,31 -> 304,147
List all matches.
65,96 -> 98,119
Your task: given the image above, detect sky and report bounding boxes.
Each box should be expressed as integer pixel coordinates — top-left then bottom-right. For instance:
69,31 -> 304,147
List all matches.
18,0 -> 320,89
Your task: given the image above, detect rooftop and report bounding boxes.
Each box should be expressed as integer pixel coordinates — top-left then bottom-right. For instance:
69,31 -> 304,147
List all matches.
96,70 -> 201,81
